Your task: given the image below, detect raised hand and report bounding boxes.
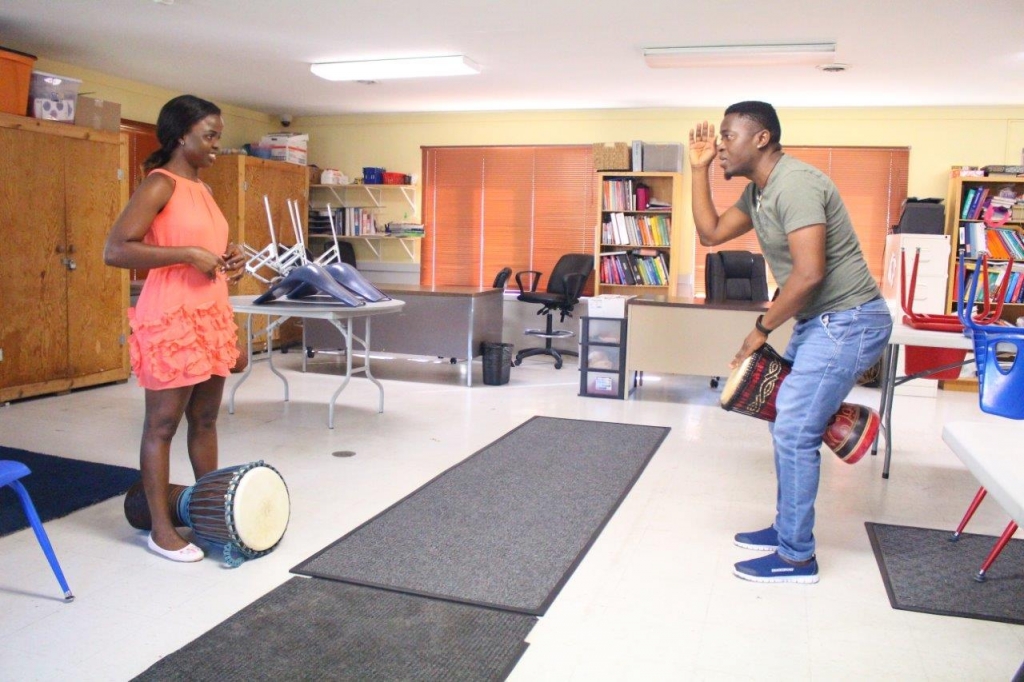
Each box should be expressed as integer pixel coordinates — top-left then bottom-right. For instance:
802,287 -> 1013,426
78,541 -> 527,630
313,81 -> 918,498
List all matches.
688,121 -> 718,169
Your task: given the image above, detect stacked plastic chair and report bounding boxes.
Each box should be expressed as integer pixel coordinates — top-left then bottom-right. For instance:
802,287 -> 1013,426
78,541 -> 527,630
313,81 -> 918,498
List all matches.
0,460 -> 74,600
948,254 -> 1024,581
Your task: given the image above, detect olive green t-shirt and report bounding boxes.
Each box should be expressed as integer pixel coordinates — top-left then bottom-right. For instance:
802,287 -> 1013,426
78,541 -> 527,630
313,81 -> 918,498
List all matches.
734,155 -> 880,319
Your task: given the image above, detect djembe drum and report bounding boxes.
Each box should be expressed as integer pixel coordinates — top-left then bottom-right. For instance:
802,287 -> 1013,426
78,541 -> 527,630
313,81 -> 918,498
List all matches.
123,461 -> 290,566
720,344 -> 880,464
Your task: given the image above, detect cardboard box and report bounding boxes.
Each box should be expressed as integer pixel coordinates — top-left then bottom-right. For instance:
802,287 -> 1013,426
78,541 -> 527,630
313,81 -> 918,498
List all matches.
74,96 -> 120,132
593,142 -> 631,171
587,294 -> 635,318
260,132 -> 308,165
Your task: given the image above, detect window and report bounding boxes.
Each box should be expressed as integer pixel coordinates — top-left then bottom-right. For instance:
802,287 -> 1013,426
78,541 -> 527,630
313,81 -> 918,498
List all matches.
421,146 -> 597,290
694,147 -> 909,297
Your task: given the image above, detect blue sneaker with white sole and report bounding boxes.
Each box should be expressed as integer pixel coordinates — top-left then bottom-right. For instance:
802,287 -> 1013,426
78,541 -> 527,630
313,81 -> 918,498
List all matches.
734,526 -> 779,551
733,552 -> 819,584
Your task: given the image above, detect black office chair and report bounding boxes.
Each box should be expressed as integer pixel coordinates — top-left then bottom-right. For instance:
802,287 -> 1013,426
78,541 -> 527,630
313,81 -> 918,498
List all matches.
337,240 -> 358,268
493,267 -> 512,289
705,250 -> 769,303
513,253 -> 594,369
705,250 -> 769,387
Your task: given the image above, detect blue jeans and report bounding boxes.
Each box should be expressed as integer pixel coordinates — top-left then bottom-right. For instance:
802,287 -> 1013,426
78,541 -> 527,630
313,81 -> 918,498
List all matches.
770,297 -> 892,562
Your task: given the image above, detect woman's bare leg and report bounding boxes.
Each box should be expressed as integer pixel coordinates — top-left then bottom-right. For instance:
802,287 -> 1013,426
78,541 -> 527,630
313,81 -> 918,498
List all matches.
185,375 -> 226,480
142,386 -> 193,551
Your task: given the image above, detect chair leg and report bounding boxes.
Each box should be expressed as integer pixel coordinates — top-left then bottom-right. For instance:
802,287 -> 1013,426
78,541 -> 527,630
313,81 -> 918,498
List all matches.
975,521 -> 1018,583
515,313 -> 573,369
949,486 -> 987,541
8,480 -> 74,601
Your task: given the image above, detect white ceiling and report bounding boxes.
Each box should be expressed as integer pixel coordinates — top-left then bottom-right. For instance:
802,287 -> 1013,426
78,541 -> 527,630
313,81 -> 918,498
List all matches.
2,0 -> 1023,118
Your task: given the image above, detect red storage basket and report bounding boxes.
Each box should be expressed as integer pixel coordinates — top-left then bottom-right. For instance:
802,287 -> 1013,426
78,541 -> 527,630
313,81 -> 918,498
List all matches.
382,172 -> 406,185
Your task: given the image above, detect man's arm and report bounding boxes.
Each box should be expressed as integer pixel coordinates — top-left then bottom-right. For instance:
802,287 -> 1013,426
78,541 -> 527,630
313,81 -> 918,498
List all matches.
730,224 -> 826,367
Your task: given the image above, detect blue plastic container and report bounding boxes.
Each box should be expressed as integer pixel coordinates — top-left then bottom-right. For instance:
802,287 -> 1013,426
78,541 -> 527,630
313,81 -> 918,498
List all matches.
362,167 -> 385,184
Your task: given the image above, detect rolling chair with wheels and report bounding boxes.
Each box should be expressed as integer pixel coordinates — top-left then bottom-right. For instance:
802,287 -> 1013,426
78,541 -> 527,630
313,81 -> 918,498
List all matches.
493,267 -> 512,289
0,460 -> 74,601
513,253 -> 593,369
705,250 -> 769,388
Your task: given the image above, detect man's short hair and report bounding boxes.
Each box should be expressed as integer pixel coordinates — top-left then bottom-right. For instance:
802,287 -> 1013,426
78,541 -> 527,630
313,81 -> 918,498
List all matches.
725,101 -> 782,148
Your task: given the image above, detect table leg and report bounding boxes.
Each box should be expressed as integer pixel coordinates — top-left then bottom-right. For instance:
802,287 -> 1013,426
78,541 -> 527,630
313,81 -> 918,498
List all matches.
228,313 -> 256,415
363,317 -> 384,412
881,344 -> 900,479
328,318 -> 354,429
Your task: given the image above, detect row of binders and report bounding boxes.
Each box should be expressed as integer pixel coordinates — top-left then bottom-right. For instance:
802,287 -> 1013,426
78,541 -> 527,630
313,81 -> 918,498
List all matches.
600,250 -> 669,286
960,222 -> 1024,260
309,206 -> 378,236
601,212 -> 671,246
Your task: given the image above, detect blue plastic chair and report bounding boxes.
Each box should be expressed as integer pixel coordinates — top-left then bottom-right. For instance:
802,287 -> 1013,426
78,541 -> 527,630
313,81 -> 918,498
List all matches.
957,255 -> 1024,419
0,460 -> 74,600
949,255 -> 1024,580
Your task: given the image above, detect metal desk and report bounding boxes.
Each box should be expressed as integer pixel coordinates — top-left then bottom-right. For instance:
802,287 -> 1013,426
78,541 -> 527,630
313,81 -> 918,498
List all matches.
873,322 -> 974,478
228,295 -> 404,428
303,285 -> 504,387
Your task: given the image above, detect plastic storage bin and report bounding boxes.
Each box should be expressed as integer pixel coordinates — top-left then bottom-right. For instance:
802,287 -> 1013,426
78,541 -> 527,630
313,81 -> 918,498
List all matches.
29,70 -> 81,122
363,167 -> 385,184
0,47 -> 35,115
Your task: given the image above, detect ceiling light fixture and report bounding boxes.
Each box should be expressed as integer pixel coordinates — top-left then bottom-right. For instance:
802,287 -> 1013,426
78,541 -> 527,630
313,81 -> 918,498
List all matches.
643,43 -> 836,68
311,55 -> 480,81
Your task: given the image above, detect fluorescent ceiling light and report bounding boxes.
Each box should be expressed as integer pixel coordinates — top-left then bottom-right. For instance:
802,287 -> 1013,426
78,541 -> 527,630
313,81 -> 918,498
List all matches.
311,55 -> 480,81
644,43 -> 836,68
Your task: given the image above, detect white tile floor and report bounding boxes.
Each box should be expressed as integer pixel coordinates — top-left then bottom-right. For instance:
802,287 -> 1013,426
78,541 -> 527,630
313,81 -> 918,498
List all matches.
1,351 -> 1022,681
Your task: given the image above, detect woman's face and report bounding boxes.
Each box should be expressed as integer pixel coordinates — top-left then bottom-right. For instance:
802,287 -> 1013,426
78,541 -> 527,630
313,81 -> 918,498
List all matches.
180,114 -> 223,169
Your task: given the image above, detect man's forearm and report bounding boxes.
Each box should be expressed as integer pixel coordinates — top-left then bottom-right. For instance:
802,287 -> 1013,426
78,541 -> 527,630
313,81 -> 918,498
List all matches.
691,165 -> 722,245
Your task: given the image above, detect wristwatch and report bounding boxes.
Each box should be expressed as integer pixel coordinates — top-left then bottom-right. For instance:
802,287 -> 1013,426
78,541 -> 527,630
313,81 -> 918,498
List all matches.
755,314 -> 772,336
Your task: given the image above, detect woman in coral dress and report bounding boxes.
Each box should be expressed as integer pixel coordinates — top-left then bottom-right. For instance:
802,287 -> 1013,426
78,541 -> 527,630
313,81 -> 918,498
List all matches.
104,95 -> 245,562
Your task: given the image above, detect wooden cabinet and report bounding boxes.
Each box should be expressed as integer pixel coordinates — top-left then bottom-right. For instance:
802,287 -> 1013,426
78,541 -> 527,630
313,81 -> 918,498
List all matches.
0,113 -> 130,401
943,172 -> 1024,321
594,172 -> 683,296
202,155 -> 309,349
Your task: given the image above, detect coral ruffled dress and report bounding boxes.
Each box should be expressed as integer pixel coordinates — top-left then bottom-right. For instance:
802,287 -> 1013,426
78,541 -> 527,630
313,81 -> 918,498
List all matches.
128,168 -> 239,390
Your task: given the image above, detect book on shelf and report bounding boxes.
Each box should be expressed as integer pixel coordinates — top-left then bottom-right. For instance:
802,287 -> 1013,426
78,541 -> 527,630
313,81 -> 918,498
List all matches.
599,249 -> 669,286
602,212 -> 672,246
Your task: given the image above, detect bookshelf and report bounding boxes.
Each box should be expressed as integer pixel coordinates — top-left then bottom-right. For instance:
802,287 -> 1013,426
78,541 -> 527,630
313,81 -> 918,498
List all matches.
594,172 -> 683,296
943,172 -> 1024,321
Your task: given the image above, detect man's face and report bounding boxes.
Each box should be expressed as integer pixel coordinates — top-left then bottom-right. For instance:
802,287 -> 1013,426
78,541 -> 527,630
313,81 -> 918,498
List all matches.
717,113 -> 767,180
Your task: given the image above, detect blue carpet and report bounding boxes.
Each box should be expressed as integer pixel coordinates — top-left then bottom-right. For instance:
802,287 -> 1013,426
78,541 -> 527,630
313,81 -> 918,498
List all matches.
0,446 -> 139,537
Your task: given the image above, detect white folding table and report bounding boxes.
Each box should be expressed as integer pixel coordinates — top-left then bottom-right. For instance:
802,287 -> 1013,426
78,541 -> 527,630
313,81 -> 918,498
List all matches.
228,295 -> 404,428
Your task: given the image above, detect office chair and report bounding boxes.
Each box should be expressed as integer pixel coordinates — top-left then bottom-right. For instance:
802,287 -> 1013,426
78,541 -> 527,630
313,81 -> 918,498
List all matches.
513,253 -> 593,369
493,267 -> 512,289
0,460 -> 74,601
705,251 -> 769,304
705,251 -> 769,387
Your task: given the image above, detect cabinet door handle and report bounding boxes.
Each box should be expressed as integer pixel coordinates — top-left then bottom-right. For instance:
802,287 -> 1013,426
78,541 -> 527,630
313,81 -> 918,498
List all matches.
63,258 -> 77,271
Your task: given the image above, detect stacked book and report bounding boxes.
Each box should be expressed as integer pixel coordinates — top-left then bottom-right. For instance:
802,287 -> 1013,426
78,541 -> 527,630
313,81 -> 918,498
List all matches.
599,249 -> 669,286
601,212 -> 671,246
386,222 -> 425,237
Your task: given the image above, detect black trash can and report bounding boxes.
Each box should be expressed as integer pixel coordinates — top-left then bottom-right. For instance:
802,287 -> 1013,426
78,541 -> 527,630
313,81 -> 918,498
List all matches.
481,342 -> 514,385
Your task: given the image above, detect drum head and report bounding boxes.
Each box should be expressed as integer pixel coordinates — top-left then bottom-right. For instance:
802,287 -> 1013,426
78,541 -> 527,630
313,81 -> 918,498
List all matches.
720,354 -> 755,406
232,466 -> 290,552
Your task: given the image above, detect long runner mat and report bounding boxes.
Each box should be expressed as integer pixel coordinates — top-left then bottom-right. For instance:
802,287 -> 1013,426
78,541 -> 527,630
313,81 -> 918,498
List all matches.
133,577 -> 535,681
293,416 -> 669,615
